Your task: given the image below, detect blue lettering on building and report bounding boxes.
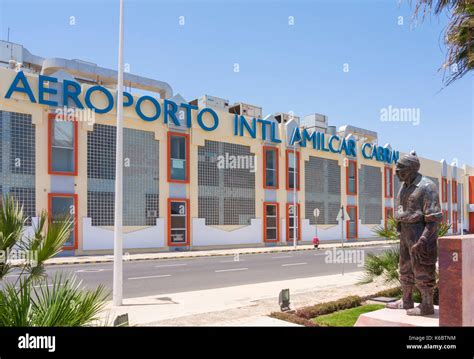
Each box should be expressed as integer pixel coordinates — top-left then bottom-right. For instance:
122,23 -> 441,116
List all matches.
4,71 -> 399,163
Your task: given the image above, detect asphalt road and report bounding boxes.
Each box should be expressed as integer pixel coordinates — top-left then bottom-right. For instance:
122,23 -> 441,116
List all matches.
2,244 -> 397,299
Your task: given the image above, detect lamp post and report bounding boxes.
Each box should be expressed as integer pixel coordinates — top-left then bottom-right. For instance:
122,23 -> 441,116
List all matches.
113,0 -> 125,307
462,172 -> 468,238
293,143 -> 297,249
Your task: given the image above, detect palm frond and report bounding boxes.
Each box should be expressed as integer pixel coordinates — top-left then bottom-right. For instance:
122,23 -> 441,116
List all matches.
0,277 -> 32,326
412,0 -> 474,86
24,211 -> 73,282
31,273 -> 109,327
0,196 -> 27,280
360,246 -> 401,285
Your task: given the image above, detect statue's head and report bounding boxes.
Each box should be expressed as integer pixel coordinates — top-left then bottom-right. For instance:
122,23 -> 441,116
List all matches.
396,150 -> 420,183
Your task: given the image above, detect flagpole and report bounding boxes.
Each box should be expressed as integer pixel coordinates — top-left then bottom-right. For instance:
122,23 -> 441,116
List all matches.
113,0 -> 124,306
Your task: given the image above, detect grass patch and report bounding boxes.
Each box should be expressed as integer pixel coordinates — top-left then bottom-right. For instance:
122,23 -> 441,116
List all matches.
313,304 -> 385,327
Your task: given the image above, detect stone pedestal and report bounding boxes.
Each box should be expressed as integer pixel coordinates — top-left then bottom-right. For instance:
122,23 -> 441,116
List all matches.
438,234 -> 474,326
355,307 -> 439,327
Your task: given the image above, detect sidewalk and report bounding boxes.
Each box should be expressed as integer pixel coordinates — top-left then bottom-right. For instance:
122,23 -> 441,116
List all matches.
46,239 -> 398,266
100,271 -> 392,326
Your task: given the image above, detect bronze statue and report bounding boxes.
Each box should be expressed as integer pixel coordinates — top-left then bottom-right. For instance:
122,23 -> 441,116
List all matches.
386,151 -> 442,316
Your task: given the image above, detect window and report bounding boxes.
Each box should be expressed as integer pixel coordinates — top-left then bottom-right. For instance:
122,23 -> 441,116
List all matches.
10,112 -> 35,175
168,199 -> 189,246
452,211 -> 458,233
286,150 -> 300,191
452,180 -> 457,204
263,202 -> 279,242
442,178 -> 448,203
48,114 -> 77,175
385,207 -> 394,229
197,140 -> 255,226
168,132 -> 189,183
286,203 -> 301,241
346,205 -> 358,239
359,165 -> 382,224
263,146 -> 278,189
346,160 -> 357,195
0,111 -> 36,225
87,191 -> 114,226
49,193 -> 78,249
87,125 -> 160,227
384,167 -> 393,198
305,157 -> 341,225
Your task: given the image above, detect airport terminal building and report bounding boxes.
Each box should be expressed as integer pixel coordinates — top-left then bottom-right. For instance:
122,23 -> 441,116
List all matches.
1,40 -> 473,255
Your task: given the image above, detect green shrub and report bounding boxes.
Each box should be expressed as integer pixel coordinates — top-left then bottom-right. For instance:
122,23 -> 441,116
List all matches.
370,287 -> 402,299
0,196 -> 109,327
295,295 -> 362,319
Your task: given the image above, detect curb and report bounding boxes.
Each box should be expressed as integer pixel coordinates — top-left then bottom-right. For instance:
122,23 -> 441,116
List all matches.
45,240 -> 399,266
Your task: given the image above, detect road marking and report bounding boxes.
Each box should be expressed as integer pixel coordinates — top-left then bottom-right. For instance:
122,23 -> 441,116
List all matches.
33,283 -> 65,288
215,268 -> 248,273
75,268 -> 111,273
282,262 -> 307,267
219,260 -> 245,263
154,263 -> 187,268
128,274 -> 172,280
272,255 -> 293,259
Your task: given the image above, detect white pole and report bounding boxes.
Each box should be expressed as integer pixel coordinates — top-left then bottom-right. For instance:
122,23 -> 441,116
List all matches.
341,205 -> 344,275
461,174 -> 466,238
113,0 -> 124,306
293,145 -> 297,249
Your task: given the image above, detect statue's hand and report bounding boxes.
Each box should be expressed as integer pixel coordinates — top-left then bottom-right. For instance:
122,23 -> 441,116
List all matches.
410,239 -> 425,262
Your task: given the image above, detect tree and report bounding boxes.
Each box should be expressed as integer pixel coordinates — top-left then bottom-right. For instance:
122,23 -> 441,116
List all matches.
0,196 -> 109,326
413,0 -> 474,85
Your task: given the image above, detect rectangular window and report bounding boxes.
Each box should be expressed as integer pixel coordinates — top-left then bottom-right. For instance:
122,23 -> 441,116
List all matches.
452,211 -> 458,233
384,207 -> 394,229
384,167 -> 393,198
168,132 -> 189,183
442,177 -> 448,203
452,180 -> 457,204
263,146 -> 279,189
263,202 -> 279,242
48,114 -> 77,175
286,150 -> 300,191
286,203 -> 301,241
168,199 -> 189,246
48,193 -> 78,249
10,112 -> 35,175
346,160 -> 357,195
346,205 -> 358,239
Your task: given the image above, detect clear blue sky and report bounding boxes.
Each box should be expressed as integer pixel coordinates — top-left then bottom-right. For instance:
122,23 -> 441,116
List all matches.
1,0 -> 472,166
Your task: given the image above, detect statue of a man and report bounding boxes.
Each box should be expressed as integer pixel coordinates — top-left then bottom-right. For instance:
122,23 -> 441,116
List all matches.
386,151 -> 442,316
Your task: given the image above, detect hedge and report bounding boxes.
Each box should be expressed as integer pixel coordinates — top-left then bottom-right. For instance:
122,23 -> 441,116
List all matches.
295,295 -> 362,320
